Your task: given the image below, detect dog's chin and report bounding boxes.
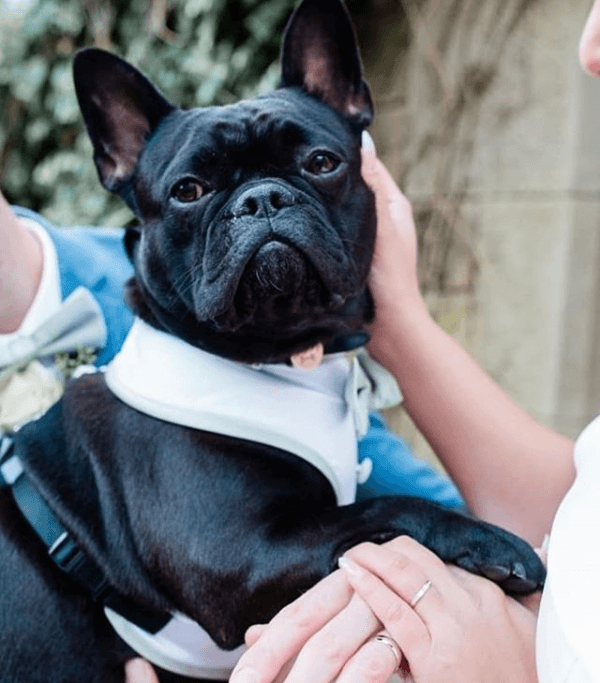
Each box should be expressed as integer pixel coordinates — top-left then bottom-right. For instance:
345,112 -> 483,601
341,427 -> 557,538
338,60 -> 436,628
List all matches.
210,241 -> 341,334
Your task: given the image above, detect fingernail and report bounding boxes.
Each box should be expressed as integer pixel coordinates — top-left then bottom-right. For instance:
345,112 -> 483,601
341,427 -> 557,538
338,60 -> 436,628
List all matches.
361,130 -> 376,152
230,668 -> 258,683
338,556 -> 364,577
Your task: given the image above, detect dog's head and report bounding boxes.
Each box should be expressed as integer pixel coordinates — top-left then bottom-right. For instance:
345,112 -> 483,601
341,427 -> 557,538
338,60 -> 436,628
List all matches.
74,0 -> 376,363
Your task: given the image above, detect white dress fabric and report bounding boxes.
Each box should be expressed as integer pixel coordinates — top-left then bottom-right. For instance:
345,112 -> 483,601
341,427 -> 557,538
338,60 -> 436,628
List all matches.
537,416 -> 600,682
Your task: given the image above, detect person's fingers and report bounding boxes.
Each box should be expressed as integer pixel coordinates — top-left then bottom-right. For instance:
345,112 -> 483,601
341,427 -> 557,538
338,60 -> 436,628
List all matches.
279,592 -> 382,683
372,536 -> 473,602
344,539 -> 457,617
124,658 -> 159,683
361,153 -> 410,218
361,131 -> 377,177
515,589 -> 543,615
338,555 -> 431,667
335,630 -> 404,683
230,570 -> 353,683
245,624 -> 267,647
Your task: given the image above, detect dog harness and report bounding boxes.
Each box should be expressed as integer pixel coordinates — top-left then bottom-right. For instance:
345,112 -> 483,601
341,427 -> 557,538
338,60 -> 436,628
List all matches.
105,317 -> 401,506
99,317 -> 401,677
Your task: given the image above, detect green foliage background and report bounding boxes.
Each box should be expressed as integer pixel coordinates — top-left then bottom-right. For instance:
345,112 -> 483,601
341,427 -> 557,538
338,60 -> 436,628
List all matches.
0,0 -> 303,227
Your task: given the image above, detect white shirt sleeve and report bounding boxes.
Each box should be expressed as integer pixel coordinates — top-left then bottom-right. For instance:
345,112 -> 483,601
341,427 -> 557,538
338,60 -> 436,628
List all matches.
0,216 -> 62,361
0,215 -> 64,431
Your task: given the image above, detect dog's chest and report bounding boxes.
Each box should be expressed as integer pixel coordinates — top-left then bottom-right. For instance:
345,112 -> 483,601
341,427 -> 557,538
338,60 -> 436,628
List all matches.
104,318 -> 372,504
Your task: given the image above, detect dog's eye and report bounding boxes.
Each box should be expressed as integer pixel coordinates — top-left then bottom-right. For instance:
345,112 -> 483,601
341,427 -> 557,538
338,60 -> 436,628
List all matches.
171,179 -> 204,203
305,153 -> 340,176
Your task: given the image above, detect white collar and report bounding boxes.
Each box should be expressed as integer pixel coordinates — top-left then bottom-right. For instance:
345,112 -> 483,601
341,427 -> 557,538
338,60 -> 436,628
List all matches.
105,318 -> 401,505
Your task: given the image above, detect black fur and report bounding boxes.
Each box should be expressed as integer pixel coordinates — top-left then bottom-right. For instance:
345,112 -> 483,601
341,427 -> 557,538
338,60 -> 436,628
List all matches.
2,0 -> 545,680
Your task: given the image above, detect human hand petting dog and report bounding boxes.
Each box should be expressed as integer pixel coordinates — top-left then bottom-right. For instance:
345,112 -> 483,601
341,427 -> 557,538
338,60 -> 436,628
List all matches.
359,133 -> 426,366
230,536 -> 540,683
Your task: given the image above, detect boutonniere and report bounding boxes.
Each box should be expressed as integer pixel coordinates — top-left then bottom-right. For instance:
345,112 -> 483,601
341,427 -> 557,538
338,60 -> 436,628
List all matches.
54,346 -> 98,378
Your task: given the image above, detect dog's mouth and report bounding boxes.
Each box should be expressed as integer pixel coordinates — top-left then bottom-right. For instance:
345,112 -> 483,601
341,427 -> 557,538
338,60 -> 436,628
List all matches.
187,178 -> 365,334
210,237 -> 336,332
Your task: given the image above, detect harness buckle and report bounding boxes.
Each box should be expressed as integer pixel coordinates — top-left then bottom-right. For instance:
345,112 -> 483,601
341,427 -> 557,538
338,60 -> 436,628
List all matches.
0,437 -> 20,488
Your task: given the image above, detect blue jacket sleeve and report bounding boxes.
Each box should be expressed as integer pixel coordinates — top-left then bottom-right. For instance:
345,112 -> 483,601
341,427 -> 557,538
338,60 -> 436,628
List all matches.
12,207 -> 134,366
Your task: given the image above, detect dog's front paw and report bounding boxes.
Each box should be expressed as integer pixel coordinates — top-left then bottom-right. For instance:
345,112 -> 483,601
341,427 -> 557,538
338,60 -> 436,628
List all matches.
445,521 -> 546,595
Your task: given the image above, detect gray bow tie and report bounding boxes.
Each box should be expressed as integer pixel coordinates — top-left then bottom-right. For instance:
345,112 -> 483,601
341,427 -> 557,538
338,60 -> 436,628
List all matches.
347,349 -> 403,439
0,287 -> 107,382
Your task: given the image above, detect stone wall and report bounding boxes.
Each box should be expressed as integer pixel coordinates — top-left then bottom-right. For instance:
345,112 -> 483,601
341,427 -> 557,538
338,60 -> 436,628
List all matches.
354,0 -> 600,464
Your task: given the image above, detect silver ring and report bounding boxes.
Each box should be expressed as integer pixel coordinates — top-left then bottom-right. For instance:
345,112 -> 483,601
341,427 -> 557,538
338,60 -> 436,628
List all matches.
372,634 -> 402,670
410,579 -> 433,608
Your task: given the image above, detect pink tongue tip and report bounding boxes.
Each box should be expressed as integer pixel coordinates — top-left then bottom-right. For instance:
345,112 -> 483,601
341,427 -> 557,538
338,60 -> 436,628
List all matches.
291,343 -> 324,370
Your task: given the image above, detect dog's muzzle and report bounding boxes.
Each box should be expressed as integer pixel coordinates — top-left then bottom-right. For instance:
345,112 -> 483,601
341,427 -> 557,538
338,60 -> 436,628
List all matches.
193,180 -> 357,326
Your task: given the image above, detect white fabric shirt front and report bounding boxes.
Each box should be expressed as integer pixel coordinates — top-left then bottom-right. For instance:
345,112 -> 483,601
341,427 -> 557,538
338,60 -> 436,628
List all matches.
536,416 -> 600,683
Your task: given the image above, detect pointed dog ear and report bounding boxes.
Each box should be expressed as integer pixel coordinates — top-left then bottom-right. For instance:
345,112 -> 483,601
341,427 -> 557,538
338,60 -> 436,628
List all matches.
279,0 -> 373,127
73,49 -> 175,199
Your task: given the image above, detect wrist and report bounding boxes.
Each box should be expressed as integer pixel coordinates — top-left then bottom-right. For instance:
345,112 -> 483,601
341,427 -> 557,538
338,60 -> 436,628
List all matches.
367,294 -> 433,369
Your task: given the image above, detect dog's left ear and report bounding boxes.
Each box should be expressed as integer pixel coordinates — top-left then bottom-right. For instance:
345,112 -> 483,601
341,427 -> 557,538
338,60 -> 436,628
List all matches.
279,0 -> 373,127
73,48 -> 175,203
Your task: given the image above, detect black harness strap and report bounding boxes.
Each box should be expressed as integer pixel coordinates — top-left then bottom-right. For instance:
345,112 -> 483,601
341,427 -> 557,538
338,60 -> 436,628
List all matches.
0,436 -> 171,634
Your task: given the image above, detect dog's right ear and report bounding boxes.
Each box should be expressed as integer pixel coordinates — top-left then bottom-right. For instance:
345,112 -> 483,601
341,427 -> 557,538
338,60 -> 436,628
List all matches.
73,49 -> 175,200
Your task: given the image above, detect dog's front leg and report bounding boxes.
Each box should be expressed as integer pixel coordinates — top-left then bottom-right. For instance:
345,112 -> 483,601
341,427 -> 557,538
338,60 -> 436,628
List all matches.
150,491 -> 545,651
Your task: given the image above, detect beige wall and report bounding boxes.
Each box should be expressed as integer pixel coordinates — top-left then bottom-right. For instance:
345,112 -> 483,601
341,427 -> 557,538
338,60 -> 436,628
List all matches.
355,0 -> 600,463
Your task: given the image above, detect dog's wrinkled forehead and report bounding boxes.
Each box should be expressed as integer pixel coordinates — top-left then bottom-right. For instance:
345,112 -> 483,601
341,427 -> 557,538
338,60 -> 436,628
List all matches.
139,89 -> 356,188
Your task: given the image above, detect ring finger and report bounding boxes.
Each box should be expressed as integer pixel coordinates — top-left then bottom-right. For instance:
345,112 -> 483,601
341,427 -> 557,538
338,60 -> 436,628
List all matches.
280,592 -> 382,683
343,543 -> 446,625
338,555 -> 432,664
336,630 -> 406,683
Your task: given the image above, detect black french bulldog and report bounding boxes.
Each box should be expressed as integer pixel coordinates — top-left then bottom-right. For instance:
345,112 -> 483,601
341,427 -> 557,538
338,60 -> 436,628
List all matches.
0,0 -> 545,681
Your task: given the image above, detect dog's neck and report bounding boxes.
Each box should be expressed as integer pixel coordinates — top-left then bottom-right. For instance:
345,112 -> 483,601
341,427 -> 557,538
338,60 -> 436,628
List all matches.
123,274 -> 374,364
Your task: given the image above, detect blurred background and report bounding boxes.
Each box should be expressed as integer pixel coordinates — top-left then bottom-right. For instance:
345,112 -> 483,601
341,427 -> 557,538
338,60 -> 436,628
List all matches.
1,0 -> 599,467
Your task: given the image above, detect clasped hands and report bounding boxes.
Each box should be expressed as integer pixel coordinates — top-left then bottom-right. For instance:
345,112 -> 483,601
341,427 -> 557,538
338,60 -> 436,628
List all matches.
230,535 -> 541,683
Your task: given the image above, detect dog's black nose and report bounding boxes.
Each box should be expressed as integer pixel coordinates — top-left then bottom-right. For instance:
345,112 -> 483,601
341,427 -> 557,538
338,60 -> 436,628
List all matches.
231,182 -> 296,218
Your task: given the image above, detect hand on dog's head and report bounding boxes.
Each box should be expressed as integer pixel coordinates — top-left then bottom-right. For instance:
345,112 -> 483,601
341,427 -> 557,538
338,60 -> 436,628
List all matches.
74,0 -> 376,364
